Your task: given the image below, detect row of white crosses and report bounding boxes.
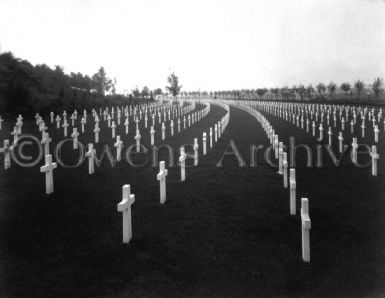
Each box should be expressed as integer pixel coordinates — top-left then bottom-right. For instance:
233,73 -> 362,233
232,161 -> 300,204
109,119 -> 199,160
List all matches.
240,102 -> 312,263
0,114 -> 25,169
252,100 -> 383,145
90,102 -> 206,146
117,102 -> 230,244
249,100 -> 382,177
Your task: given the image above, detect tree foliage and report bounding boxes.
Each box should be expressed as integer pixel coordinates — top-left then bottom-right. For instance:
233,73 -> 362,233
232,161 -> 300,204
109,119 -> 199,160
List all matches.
166,72 -> 182,97
0,51 -> 125,117
372,77 -> 383,100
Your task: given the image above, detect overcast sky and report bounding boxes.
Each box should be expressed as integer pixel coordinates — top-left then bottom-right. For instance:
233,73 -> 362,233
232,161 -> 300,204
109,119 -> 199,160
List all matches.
0,0 -> 384,92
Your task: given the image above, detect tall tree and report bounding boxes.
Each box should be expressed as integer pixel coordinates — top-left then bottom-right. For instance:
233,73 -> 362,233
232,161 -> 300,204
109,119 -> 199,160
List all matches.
327,82 -> 337,99
316,83 -> 326,97
372,77 -> 383,100
141,86 -> 150,98
297,84 -> 306,101
306,84 -> 314,100
153,88 -> 163,96
166,72 -> 182,97
256,88 -> 267,99
131,86 -> 140,98
340,82 -> 351,96
92,67 -> 112,95
354,80 -> 364,99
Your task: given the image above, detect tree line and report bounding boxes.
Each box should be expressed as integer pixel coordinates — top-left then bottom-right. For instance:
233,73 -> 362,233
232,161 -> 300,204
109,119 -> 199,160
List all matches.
0,52 -> 163,118
182,79 -> 384,103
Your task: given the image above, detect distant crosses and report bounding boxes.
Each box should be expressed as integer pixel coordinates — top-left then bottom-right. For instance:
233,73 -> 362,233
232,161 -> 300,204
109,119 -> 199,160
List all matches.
111,121 -> 117,139
114,136 -> 123,162
203,132 -> 207,155
210,127 -> 213,148
40,154 -> 57,195
351,138 -> 358,164
179,146 -> 186,181
71,128 -> 79,149
81,117 -> 86,133
150,126 -> 155,146
39,121 -> 47,139
70,113 -> 76,126
124,117 -> 129,135
135,130 -> 141,152
312,121 -> 316,137
177,118 -> 181,133
289,169 -> 296,215
183,116 -> 186,129
193,138 -> 199,166
16,115 -> 23,134
0,140 -> 14,169
135,117 -> 140,131
374,125 -> 379,143
50,111 -> 55,123
371,145 -> 379,176
301,198 -> 311,262
117,185 -> 135,244
95,116 -> 100,129
283,152 -> 288,188
328,127 -> 332,146
361,121 -> 366,138
278,143 -> 283,174
273,135 -> 279,159
107,115 -> 112,127
214,124 -> 218,142
170,120 -> 174,136
341,117 -> 345,131
0,115 -> 4,130
62,120 -> 69,137
41,132 -> 52,155
161,122 -> 166,140
85,143 -> 96,174
11,126 -> 19,146
350,120 -> 354,134
157,161 -> 168,204
319,123 -> 324,141
338,132 -> 344,153
144,114 -> 148,128
94,125 -> 100,144
306,119 -> 309,133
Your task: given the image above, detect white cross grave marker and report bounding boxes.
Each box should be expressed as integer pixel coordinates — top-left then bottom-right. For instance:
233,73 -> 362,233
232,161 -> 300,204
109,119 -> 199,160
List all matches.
179,146 -> 186,182
85,143 -> 96,174
193,138 -> 199,166
117,185 -> 135,244
301,198 -> 311,262
0,140 -> 14,169
40,154 -> 57,195
114,136 -> 123,161
71,128 -> 79,149
290,169 -> 296,215
157,161 -> 168,204
371,145 -> 379,176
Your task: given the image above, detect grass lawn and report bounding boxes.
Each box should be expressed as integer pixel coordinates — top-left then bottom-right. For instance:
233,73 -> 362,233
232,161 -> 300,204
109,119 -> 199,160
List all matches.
0,103 -> 384,297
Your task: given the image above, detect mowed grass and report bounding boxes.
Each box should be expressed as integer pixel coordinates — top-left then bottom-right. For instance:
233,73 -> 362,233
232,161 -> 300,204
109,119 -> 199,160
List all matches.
0,103 -> 384,297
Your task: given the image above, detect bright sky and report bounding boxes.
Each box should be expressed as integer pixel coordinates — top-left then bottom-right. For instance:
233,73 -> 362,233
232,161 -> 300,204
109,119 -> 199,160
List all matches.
0,0 -> 384,92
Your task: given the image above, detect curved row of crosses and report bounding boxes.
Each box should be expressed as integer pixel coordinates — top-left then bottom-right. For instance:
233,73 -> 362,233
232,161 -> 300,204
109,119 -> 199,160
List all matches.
249,101 -> 381,176
0,100 -> 207,182
121,101 -> 230,244
232,101 -> 312,263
